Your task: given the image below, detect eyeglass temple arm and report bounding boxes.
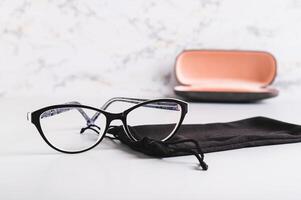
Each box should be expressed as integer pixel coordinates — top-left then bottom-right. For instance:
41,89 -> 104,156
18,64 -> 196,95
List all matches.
90,97 -> 180,123
101,97 -> 180,111
38,97 -> 179,125
39,101 -> 93,124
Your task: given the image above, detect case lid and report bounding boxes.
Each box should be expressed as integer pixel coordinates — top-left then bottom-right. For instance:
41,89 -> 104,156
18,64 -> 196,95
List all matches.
175,50 -> 277,89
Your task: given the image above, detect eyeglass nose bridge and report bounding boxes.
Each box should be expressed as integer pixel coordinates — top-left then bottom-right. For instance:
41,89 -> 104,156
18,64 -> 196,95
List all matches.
106,112 -> 126,124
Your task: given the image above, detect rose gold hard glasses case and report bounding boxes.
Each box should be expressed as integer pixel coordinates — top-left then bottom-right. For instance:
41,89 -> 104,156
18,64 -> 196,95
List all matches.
174,50 -> 278,102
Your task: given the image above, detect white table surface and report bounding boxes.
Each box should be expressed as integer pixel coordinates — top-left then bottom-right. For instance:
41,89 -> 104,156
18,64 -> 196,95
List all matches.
1,91 -> 301,200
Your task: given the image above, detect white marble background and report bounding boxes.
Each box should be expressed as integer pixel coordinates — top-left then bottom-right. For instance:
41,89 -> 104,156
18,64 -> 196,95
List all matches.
0,0 -> 301,99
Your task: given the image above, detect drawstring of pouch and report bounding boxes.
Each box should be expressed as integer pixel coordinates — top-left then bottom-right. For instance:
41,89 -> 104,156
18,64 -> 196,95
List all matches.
107,126 -> 208,170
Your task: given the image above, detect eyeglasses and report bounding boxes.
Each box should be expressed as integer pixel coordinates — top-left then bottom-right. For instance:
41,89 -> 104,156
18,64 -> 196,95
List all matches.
28,97 -> 188,153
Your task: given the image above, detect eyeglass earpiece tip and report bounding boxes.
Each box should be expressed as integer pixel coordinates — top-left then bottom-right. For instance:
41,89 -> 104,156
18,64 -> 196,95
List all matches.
200,161 -> 208,171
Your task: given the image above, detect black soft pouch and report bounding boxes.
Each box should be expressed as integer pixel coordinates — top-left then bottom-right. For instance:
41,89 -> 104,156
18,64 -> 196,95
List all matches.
108,117 -> 301,170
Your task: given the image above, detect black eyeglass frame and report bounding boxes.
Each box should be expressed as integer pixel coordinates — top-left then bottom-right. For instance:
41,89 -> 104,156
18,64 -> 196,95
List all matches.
29,98 -> 188,154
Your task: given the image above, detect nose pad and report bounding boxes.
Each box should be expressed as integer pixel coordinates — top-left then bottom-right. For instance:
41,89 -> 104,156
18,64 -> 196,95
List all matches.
80,124 -> 101,135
